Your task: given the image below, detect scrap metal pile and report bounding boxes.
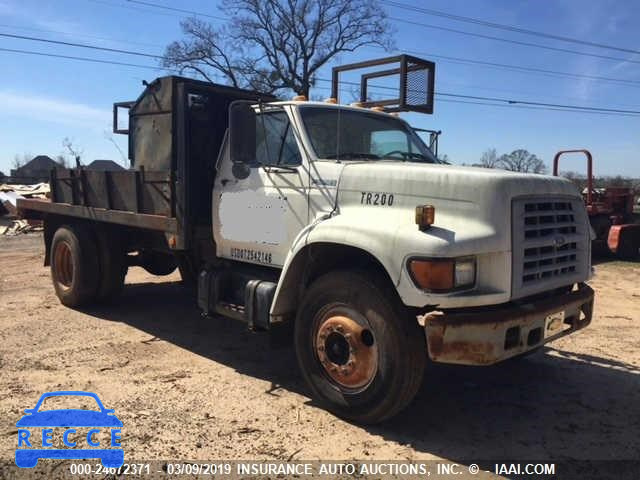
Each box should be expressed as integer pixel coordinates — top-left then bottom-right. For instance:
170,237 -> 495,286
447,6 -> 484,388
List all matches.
0,183 -> 49,235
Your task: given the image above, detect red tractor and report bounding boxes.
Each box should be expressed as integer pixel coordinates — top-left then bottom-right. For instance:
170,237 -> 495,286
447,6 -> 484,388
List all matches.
554,149 -> 640,259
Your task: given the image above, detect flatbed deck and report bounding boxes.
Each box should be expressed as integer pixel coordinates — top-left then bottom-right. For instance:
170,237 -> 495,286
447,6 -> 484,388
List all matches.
17,198 -> 178,233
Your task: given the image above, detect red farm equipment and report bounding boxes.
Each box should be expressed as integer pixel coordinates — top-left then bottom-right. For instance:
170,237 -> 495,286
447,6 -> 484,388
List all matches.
553,149 -> 640,259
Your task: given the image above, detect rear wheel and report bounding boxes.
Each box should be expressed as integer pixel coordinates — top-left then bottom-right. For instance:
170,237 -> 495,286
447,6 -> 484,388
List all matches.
177,255 -> 198,290
140,251 -> 177,276
294,270 -> 426,424
95,227 -> 127,302
50,224 -> 99,307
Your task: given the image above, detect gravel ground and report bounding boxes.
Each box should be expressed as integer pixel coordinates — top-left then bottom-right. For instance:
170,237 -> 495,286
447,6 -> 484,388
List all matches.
0,233 -> 638,479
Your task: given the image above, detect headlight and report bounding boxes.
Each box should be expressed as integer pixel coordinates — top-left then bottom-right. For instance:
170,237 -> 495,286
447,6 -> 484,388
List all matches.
408,256 -> 476,292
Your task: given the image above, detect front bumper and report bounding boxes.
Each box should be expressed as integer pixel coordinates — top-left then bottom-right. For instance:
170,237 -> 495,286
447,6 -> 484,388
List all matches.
421,283 -> 594,365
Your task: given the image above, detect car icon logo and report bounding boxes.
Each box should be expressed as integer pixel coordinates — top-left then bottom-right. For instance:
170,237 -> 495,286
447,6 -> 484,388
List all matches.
15,391 -> 124,468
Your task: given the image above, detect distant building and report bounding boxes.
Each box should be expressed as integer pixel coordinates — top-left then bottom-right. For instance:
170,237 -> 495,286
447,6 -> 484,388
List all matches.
0,171 -> 5,182
86,159 -> 125,171
10,155 -> 63,182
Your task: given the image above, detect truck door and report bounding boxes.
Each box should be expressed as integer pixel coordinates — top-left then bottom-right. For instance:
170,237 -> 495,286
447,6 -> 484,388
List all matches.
213,108 -> 308,267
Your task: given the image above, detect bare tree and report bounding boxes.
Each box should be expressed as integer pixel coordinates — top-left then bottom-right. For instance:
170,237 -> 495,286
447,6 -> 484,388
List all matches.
12,152 -> 32,170
163,0 -> 393,96
104,130 -> 128,165
476,148 -> 499,168
55,155 -> 69,168
164,19 -> 241,85
559,170 -> 585,187
12,154 -> 25,171
63,137 -> 84,167
498,149 -> 547,174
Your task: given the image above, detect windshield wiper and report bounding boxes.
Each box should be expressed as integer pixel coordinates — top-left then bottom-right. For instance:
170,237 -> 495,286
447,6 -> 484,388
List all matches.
262,164 -> 298,173
383,151 -> 436,163
325,152 -> 381,160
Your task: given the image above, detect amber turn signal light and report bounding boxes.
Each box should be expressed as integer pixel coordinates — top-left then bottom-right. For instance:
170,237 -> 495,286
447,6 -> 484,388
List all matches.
408,259 -> 454,291
415,204 -> 435,230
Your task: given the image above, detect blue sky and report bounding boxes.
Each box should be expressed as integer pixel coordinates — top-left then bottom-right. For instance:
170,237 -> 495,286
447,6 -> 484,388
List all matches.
0,0 -> 638,176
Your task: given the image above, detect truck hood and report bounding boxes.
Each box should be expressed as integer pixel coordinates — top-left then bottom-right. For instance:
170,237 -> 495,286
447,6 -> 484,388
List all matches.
300,160 -> 591,309
336,161 -> 580,205
332,161 -> 583,255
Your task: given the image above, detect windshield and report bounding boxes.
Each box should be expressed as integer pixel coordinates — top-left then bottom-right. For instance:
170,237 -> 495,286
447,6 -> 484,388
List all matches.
299,106 -> 438,163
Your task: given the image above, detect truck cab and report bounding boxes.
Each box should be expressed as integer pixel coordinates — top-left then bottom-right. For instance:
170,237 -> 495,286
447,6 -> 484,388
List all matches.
206,94 -> 594,421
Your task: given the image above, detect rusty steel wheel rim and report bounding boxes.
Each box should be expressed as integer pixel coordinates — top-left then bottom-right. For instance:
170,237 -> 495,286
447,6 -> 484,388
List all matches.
53,241 -> 73,289
314,308 -> 378,391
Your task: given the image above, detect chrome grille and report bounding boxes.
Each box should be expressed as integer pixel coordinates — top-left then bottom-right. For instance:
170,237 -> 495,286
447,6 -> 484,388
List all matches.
512,197 -> 589,299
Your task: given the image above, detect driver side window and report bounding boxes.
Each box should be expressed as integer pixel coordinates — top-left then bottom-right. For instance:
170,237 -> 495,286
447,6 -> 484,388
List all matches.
256,112 -> 302,166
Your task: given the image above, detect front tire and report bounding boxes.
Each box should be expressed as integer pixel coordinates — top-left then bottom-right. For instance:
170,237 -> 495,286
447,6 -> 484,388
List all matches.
294,270 -> 426,423
50,224 -> 99,307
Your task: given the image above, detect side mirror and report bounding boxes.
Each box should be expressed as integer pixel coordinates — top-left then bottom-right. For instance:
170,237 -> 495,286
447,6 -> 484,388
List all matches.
232,162 -> 251,180
229,101 -> 256,178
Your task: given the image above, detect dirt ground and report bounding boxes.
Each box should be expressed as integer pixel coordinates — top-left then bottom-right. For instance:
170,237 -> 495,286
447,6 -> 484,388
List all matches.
1,233 -> 639,476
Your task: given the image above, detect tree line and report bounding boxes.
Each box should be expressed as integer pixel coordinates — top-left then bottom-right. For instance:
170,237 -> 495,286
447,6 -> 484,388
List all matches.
560,171 -> 640,192
471,148 -> 546,173
470,148 -> 638,192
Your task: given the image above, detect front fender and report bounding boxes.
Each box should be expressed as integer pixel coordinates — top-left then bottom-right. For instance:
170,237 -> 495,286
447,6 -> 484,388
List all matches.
269,212 -> 401,318
270,209 -> 511,317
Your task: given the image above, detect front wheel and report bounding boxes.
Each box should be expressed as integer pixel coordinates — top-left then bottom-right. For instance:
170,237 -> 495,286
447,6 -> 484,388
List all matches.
294,271 -> 426,424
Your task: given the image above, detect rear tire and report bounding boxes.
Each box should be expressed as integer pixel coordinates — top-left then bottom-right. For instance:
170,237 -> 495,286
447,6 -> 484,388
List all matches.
50,224 -> 99,307
177,255 -> 198,290
294,270 -> 426,424
140,251 -> 177,276
95,227 -> 127,302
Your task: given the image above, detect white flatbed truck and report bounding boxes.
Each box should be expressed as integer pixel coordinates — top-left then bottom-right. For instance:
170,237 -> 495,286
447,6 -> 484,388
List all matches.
19,55 -> 594,423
